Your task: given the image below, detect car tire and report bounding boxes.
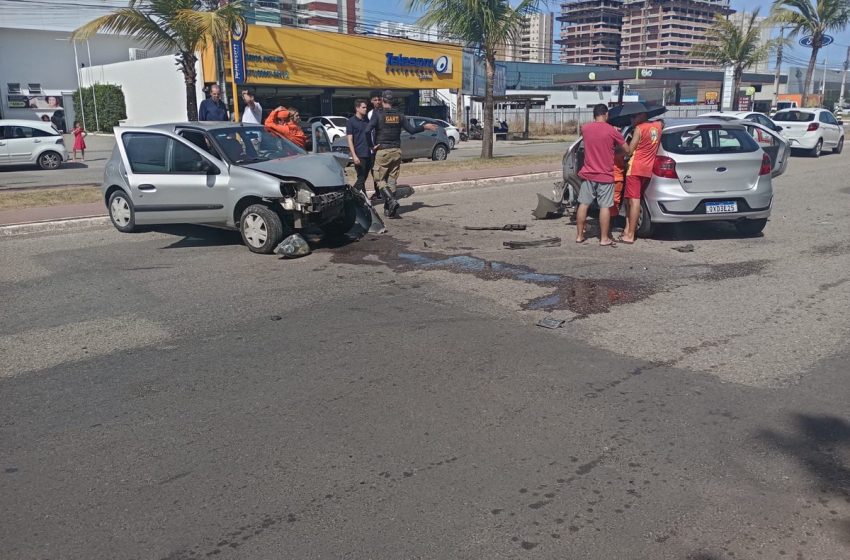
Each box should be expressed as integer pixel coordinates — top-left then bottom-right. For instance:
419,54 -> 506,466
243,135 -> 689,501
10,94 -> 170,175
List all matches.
402,158 -> 413,163
636,199 -> 654,238
448,137 -> 456,150
735,218 -> 767,236
240,204 -> 285,254
810,139 -> 823,157
431,143 -> 449,161
108,190 -> 137,233
320,199 -> 357,239
834,137 -> 844,154
38,151 -> 62,170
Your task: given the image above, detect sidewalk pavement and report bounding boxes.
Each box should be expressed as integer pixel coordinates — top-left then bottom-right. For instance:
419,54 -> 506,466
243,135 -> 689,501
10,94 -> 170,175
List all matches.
0,162 -> 559,229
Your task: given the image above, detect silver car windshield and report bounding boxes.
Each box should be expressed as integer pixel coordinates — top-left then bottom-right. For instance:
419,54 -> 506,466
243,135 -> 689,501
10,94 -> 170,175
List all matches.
209,126 -> 304,164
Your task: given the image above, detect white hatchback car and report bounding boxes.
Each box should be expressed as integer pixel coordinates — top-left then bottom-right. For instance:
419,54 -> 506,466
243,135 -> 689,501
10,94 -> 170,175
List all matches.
772,108 -> 844,157
307,116 -> 348,142
701,111 -> 783,133
0,119 -> 68,169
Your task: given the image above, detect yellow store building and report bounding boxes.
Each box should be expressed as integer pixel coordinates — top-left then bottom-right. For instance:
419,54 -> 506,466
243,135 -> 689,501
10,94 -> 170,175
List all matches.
202,25 -> 463,119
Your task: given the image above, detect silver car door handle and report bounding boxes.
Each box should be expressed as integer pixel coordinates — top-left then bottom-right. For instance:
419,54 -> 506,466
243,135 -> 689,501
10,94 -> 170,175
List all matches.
138,184 -> 157,192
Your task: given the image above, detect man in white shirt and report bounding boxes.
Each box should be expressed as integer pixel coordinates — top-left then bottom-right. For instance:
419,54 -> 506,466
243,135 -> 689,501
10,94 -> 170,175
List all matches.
241,90 -> 262,124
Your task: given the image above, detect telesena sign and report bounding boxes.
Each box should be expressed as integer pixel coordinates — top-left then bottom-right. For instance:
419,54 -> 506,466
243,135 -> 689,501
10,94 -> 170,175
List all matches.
385,53 -> 453,74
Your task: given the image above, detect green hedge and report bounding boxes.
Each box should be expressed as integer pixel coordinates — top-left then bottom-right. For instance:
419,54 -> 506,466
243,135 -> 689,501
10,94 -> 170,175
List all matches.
72,84 -> 127,133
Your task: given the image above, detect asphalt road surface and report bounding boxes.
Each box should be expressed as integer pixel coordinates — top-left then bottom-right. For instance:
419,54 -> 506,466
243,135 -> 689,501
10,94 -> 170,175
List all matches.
2,152 -> 850,559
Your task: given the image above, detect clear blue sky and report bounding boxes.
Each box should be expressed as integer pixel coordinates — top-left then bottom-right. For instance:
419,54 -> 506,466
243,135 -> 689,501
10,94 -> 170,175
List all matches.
364,0 -> 850,71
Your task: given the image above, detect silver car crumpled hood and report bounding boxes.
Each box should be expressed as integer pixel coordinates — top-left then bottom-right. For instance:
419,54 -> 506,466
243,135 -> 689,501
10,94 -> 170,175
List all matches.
242,152 -> 346,188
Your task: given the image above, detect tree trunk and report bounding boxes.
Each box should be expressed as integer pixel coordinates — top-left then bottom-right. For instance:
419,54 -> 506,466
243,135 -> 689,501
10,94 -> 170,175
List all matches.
482,52 -> 496,159
732,68 -> 743,111
181,51 -> 199,122
803,43 -> 820,108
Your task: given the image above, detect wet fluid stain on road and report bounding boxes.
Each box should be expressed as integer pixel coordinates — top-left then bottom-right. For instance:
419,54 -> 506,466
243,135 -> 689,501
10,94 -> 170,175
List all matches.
330,235 -> 651,315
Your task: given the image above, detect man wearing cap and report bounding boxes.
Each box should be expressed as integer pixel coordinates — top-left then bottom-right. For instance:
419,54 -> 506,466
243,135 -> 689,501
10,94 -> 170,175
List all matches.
365,90 -> 438,218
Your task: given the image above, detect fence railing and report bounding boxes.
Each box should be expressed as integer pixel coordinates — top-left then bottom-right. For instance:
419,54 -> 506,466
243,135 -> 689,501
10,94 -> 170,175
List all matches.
496,106 -> 715,136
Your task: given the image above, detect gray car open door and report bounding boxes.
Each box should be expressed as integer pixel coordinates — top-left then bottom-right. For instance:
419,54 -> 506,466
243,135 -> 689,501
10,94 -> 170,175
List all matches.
741,121 -> 790,177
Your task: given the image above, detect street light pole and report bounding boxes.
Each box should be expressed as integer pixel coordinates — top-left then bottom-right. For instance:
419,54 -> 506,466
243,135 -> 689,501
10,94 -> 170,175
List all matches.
772,27 -> 784,109
821,57 -> 828,96
86,39 -> 100,132
72,40 -> 87,131
839,46 -> 850,111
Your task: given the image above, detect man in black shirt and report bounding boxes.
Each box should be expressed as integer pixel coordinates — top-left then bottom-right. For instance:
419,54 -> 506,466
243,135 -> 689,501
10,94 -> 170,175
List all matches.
345,99 -> 373,194
199,85 -> 230,121
365,90 -> 437,218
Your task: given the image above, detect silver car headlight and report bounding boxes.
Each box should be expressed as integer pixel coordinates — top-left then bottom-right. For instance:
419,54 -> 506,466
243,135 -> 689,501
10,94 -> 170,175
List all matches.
280,180 -> 309,198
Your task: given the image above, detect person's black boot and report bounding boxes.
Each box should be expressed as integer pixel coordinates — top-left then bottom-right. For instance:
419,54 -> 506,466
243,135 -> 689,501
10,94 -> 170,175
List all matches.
381,187 -> 400,218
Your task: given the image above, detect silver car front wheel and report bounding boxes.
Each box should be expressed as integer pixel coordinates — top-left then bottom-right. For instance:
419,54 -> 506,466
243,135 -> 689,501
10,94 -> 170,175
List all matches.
240,204 -> 284,254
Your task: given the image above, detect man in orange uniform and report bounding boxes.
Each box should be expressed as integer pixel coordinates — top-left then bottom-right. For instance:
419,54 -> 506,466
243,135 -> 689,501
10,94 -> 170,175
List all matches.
264,106 -> 307,149
619,112 -> 663,244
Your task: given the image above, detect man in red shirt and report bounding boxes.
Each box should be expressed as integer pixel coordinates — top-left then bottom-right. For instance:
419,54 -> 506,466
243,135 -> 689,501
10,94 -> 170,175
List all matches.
576,104 -> 627,246
620,112 -> 663,243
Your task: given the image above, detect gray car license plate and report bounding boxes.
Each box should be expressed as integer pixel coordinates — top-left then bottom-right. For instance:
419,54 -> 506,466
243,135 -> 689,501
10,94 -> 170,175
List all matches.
706,201 -> 738,214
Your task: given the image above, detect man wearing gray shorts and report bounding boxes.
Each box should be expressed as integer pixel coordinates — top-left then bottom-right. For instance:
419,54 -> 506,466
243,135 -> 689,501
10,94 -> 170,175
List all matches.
575,104 -> 627,246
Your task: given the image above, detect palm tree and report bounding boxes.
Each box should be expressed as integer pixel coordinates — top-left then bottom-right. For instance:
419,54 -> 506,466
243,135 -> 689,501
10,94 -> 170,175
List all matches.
73,0 -> 244,121
407,0 -> 540,158
772,0 -> 850,107
691,10 -> 773,111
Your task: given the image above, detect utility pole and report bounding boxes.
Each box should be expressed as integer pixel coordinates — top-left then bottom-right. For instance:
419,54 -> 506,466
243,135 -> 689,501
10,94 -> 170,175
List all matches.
821,57 -> 828,96
772,27 -> 784,110
839,46 -> 850,111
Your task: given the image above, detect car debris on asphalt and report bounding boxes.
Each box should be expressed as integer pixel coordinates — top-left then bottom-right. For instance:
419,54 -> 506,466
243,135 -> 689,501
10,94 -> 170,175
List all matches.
276,234 -> 311,258
463,224 -> 528,231
503,237 -> 562,249
536,316 -> 566,329
672,244 -> 695,253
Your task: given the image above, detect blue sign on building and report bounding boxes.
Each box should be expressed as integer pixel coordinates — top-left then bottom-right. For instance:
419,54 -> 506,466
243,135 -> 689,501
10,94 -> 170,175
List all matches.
230,18 -> 248,85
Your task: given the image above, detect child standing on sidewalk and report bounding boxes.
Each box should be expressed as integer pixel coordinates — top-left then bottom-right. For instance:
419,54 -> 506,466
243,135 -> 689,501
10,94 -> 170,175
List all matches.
72,122 -> 87,162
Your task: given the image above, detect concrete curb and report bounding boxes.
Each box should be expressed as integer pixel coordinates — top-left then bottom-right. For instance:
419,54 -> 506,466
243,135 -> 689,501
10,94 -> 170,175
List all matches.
0,171 -> 559,237
1,216 -> 110,237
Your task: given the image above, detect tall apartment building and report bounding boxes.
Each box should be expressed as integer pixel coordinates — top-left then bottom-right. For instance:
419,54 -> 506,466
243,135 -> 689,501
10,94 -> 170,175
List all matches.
271,0 -> 361,33
559,0 -> 733,69
728,11 -> 772,74
373,21 -> 457,43
498,13 -> 555,64
558,0 -> 624,67
621,0 -> 732,68
243,0 -> 282,26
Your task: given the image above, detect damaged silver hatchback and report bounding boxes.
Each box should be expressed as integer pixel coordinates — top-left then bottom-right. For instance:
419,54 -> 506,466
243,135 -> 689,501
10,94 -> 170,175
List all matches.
101,122 -> 381,253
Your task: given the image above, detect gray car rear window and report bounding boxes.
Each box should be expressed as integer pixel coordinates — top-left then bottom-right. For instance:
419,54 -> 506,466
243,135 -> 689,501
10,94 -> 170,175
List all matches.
661,127 -> 759,155
773,111 -> 815,122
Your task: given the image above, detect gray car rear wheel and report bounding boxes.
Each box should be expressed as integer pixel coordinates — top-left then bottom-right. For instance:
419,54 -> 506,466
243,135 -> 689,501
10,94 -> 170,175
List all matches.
636,199 -> 654,238
240,204 -> 285,254
108,190 -> 136,233
431,144 -> 449,161
38,151 -> 62,170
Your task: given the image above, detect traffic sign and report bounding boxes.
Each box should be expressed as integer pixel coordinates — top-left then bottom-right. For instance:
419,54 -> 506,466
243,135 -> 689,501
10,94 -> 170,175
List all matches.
800,35 -> 834,48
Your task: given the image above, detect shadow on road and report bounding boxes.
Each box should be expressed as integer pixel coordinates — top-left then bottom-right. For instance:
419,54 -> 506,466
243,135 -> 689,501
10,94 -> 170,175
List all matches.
149,225 -> 243,249
651,222 -> 764,242
758,413 -> 850,543
396,202 -> 453,217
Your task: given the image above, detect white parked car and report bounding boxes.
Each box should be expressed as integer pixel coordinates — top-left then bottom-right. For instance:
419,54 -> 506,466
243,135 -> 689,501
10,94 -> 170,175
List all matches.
307,116 -> 348,142
0,119 -> 68,169
417,117 -> 461,149
702,111 -> 783,133
772,108 -> 844,157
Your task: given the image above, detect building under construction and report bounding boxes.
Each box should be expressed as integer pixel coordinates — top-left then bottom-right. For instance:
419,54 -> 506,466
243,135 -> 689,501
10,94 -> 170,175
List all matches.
559,0 -> 733,69
557,0 -> 624,67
